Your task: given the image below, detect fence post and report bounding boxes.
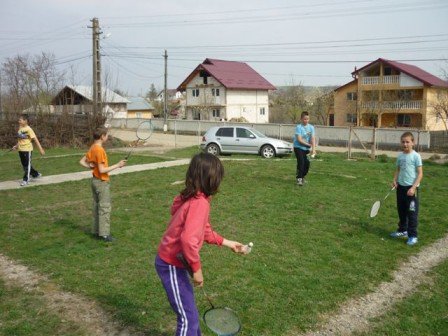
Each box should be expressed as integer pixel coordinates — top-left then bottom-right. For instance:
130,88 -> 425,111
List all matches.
371,128 -> 376,160
198,121 -> 201,146
348,126 -> 352,159
174,120 -> 177,148
417,130 -> 421,152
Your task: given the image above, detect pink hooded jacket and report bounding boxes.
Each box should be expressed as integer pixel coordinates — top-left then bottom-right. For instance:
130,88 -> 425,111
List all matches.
157,193 -> 224,272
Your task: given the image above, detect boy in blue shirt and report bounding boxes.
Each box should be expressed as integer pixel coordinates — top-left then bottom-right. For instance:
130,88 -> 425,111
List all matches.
390,132 -> 423,246
293,111 -> 316,186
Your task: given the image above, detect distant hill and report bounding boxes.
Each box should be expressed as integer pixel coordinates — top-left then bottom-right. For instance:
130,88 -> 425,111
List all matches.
274,85 -> 338,93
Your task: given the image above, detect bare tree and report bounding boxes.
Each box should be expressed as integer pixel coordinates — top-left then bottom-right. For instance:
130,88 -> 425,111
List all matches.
270,81 -> 308,123
146,83 -> 158,101
1,52 -> 64,117
431,89 -> 448,132
309,87 -> 334,125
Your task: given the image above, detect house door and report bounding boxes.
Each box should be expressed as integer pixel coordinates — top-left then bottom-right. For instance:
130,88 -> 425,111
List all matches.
329,114 -> 334,126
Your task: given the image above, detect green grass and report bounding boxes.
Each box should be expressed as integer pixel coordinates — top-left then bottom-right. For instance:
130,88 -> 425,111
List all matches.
0,149 -> 447,335
0,147 -> 169,182
0,279 -> 85,336
355,259 -> 448,336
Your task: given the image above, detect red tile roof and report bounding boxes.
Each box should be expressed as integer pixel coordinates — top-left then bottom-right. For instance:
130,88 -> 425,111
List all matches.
353,58 -> 448,88
177,58 -> 276,91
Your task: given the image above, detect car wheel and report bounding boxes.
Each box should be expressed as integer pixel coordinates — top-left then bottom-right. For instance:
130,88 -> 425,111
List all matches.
206,143 -> 220,156
261,145 -> 275,158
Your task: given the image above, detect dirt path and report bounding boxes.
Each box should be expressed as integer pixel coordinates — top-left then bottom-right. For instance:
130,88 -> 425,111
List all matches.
292,233 -> 448,336
0,253 -> 142,336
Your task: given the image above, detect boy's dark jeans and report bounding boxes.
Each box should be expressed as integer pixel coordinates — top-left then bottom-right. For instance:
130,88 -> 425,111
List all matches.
396,184 -> 419,238
294,147 -> 310,179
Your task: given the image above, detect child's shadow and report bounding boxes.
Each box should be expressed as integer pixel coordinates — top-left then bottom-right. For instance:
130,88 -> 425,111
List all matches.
53,218 -> 91,237
98,293 -> 171,336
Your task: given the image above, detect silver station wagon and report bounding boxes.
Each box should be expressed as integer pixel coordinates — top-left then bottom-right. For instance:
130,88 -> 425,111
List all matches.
201,126 -> 293,158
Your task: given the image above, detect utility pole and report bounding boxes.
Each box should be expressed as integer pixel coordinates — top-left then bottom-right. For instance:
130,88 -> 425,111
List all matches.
163,49 -> 168,133
90,18 -> 102,118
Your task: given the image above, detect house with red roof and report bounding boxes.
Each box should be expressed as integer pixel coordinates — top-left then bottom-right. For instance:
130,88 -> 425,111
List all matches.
177,58 -> 276,123
330,58 -> 448,130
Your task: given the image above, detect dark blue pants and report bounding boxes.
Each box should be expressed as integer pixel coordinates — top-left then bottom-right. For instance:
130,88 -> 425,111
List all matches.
396,184 -> 419,238
155,255 -> 201,336
294,147 -> 310,179
19,151 -> 39,182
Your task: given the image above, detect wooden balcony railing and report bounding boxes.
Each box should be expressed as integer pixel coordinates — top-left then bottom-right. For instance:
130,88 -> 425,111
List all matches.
361,100 -> 423,110
361,75 -> 400,85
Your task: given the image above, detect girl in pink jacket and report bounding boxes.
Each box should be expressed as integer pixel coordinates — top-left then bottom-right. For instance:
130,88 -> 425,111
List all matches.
155,153 -> 245,336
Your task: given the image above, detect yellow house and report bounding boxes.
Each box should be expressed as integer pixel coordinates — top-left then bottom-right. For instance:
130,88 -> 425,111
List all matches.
127,97 -> 155,119
331,58 -> 448,130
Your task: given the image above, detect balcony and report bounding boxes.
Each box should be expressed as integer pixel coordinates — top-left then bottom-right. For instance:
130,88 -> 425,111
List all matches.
361,100 -> 423,110
361,75 -> 399,85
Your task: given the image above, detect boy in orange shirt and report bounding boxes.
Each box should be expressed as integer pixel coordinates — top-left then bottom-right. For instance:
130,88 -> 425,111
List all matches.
80,127 -> 126,242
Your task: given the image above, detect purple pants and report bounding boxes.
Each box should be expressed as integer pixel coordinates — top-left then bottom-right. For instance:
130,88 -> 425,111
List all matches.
155,255 -> 201,336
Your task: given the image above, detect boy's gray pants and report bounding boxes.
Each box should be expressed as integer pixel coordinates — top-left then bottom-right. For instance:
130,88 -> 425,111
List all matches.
91,178 -> 111,237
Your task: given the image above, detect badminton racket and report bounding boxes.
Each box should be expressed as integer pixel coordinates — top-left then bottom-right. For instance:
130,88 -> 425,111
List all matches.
1,148 -> 14,156
176,253 -> 241,336
370,186 -> 396,218
125,120 -> 153,160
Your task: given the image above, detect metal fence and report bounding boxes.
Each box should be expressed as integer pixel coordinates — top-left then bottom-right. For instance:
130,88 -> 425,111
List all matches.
110,118 -> 437,152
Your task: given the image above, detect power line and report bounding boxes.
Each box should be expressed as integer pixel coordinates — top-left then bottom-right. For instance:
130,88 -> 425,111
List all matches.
105,1 -> 447,28
100,33 -> 448,51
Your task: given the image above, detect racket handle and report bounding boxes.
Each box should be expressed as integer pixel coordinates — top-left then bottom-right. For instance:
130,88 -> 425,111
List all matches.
176,253 -> 193,277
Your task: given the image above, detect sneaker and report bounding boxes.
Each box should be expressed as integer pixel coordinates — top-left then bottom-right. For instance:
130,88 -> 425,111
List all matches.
390,231 -> 408,238
20,181 -> 28,186
30,173 -> 42,182
99,235 -> 115,242
407,237 -> 418,246
297,178 -> 303,186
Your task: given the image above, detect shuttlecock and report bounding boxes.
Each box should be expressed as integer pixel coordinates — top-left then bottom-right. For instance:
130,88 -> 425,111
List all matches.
243,242 -> 253,254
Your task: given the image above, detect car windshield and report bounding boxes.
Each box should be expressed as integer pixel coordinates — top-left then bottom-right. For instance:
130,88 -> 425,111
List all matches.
250,129 -> 267,138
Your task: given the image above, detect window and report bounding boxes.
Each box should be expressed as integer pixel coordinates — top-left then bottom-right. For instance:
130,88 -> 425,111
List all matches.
384,67 -> 392,76
236,128 -> 254,138
192,89 -> 199,97
203,76 -> 208,84
212,88 -> 220,96
260,107 -> 266,115
397,114 -> 411,127
216,127 -> 234,137
398,90 -> 412,100
212,109 -> 220,118
136,112 -> 142,118
346,92 -> 358,101
346,113 -> 357,123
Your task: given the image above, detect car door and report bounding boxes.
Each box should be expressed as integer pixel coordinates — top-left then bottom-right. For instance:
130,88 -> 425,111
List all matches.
215,127 -> 235,152
235,127 -> 259,153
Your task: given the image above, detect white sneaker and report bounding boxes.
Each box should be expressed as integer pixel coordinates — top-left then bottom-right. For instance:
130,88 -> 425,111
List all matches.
297,178 -> 303,186
390,231 -> 408,238
407,237 -> 418,246
20,181 -> 28,186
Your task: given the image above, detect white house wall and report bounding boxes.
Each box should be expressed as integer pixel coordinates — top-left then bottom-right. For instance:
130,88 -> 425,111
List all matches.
184,73 -> 270,123
226,90 -> 269,123
399,73 -> 423,87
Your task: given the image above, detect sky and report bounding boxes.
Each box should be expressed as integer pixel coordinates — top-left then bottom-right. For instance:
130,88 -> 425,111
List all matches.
1,0 -> 447,96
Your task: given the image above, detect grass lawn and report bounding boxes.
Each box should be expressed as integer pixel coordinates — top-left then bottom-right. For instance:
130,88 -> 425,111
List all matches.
0,147 -> 170,182
0,148 -> 447,335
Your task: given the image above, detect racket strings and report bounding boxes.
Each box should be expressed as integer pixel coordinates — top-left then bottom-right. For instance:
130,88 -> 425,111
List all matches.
204,308 -> 241,335
136,121 -> 153,141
